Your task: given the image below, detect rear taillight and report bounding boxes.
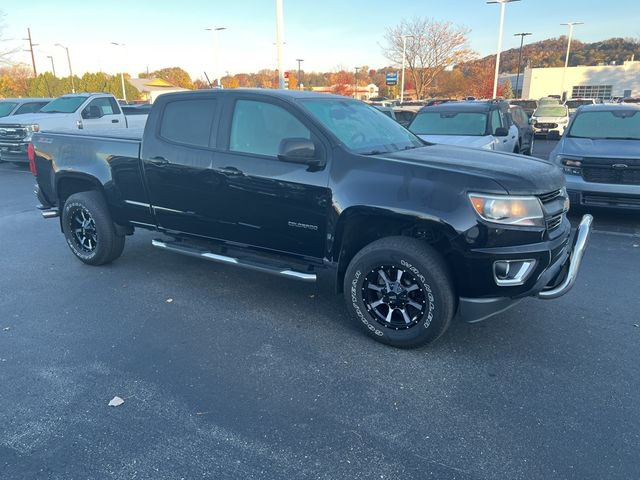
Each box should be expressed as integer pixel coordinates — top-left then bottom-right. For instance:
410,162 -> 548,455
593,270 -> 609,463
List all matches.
27,143 -> 37,176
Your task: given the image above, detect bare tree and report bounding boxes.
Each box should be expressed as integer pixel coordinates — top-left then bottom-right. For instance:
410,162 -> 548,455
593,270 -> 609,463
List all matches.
0,12 -> 19,67
382,17 -> 476,99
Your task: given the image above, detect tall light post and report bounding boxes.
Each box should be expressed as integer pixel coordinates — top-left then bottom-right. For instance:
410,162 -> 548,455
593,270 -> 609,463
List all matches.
353,66 -> 361,99
513,32 -> 532,98
55,43 -> 75,93
296,58 -> 304,90
560,22 -> 583,100
487,0 -> 520,99
46,55 -> 56,77
111,42 -> 127,102
205,27 -> 227,87
400,34 -> 414,103
275,0 -> 285,89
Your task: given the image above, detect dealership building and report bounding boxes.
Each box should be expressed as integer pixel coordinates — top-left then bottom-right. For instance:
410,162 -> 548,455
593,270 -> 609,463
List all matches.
519,60 -> 639,100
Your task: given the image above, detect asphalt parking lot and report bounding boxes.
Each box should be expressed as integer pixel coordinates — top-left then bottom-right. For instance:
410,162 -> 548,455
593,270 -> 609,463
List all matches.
1,141 -> 639,480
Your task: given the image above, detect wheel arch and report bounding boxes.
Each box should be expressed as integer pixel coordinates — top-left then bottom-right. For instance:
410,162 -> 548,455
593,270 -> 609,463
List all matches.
331,206 -> 458,293
55,173 -> 108,232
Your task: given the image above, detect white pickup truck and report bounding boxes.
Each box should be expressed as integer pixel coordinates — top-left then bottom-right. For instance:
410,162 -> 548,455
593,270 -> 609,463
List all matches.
0,93 -> 148,163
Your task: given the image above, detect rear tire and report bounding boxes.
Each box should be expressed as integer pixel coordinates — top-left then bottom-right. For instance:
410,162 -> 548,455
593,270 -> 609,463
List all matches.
61,191 -> 125,265
343,236 -> 456,348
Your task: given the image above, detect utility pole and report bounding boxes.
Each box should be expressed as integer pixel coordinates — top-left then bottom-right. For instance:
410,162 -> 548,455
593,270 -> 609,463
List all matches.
513,32 -> 532,98
488,0 -> 520,99
275,0 -> 285,89
560,22 -> 583,101
47,55 -> 56,77
296,58 -> 304,90
24,28 -> 38,76
353,67 -> 359,98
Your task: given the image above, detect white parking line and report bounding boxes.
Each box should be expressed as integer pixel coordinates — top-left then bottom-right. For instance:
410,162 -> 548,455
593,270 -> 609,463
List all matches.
592,229 -> 640,238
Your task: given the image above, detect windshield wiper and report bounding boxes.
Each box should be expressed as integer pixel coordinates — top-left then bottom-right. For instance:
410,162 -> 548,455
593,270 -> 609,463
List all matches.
599,137 -> 640,140
42,110 -> 66,113
360,150 -> 388,155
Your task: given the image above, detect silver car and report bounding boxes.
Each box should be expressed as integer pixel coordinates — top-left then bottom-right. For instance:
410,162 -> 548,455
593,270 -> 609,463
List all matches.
549,104 -> 640,210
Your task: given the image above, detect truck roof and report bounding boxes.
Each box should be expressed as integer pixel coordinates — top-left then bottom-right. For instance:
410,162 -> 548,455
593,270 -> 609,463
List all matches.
157,88 -> 348,102
0,97 -> 52,103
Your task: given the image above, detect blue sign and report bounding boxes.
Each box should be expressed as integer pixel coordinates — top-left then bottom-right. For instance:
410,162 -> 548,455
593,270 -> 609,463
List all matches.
386,72 -> 398,86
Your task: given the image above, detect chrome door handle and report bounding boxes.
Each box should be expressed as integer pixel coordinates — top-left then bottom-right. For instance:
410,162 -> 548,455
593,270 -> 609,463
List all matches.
219,166 -> 243,176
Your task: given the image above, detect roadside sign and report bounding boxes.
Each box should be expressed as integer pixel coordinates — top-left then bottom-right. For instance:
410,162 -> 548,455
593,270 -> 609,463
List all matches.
386,72 -> 398,86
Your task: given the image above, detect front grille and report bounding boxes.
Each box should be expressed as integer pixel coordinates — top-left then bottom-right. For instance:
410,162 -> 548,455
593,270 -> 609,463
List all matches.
582,166 -> 640,186
537,189 -> 563,203
582,194 -> 640,208
547,213 -> 564,230
0,124 -> 28,141
537,190 -> 567,231
537,122 -> 558,128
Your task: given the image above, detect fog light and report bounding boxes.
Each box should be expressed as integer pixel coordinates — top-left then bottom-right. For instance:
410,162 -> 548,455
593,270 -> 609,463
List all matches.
493,260 -> 536,286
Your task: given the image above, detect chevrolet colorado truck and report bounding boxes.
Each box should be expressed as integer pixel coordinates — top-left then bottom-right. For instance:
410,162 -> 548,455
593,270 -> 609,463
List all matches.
30,90 -> 592,348
0,93 -> 147,163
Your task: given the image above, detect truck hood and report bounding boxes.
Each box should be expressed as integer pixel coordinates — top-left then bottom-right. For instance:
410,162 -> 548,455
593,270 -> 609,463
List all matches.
379,144 -> 565,195
557,136 -> 640,159
0,112 -> 73,126
416,134 -> 493,149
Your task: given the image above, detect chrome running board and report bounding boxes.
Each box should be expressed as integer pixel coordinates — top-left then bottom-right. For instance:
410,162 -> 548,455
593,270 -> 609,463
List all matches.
151,239 -> 317,282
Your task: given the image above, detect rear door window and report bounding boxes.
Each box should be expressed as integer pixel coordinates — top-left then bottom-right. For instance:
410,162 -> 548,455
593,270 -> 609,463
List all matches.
159,99 -> 218,148
15,102 -> 48,115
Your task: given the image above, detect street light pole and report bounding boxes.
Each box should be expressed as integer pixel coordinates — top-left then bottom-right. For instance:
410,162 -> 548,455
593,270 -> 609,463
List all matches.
275,0 -> 285,89
111,42 -> 127,102
205,27 -> 227,87
400,34 -> 414,103
47,55 -> 56,77
560,22 -> 583,100
488,0 -> 520,99
55,43 -> 75,93
296,58 -> 304,90
513,32 -> 532,98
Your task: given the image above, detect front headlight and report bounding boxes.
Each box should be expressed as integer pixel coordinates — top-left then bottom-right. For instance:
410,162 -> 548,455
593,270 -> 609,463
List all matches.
555,154 -> 582,175
23,124 -> 40,141
469,194 -> 545,227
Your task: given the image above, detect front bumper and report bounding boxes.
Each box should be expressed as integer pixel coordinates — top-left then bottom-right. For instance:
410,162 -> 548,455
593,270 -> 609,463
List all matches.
532,124 -> 566,136
0,142 -> 29,163
458,214 -> 593,322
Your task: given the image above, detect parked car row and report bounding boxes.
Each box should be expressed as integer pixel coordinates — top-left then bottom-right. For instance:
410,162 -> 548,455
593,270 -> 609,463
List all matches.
0,94 -> 149,163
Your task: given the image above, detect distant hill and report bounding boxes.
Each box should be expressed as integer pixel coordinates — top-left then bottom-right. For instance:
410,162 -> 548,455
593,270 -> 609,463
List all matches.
469,37 -> 639,72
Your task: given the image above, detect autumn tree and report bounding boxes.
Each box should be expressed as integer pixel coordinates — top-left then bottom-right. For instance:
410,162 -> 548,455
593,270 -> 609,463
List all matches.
329,70 -> 354,97
150,67 -> 194,89
382,17 -> 475,99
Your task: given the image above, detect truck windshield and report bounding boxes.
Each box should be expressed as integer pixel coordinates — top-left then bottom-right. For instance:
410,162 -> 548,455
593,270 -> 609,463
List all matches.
0,102 -> 18,117
40,96 -> 87,114
409,111 -> 487,136
565,100 -> 593,109
568,110 -> 640,140
299,98 -> 423,154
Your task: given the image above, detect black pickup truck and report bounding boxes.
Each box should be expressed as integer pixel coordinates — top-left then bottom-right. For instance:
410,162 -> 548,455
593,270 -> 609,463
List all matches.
30,90 -> 592,348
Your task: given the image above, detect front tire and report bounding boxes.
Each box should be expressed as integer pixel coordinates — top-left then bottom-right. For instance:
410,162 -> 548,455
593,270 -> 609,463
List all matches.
343,237 -> 456,348
61,191 -> 125,265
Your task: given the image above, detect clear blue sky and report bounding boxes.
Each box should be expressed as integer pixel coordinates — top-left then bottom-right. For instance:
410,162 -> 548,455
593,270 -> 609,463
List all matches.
3,0 -> 638,81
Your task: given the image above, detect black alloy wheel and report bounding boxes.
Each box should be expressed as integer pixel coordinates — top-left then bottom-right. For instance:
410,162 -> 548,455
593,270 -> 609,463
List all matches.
362,265 -> 426,330
68,206 -> 98,253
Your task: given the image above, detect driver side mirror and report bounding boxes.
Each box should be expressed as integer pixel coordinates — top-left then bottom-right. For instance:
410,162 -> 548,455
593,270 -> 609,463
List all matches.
82,105 -> 103,119
278,138 -> 324,168
494,127 -> 509,137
